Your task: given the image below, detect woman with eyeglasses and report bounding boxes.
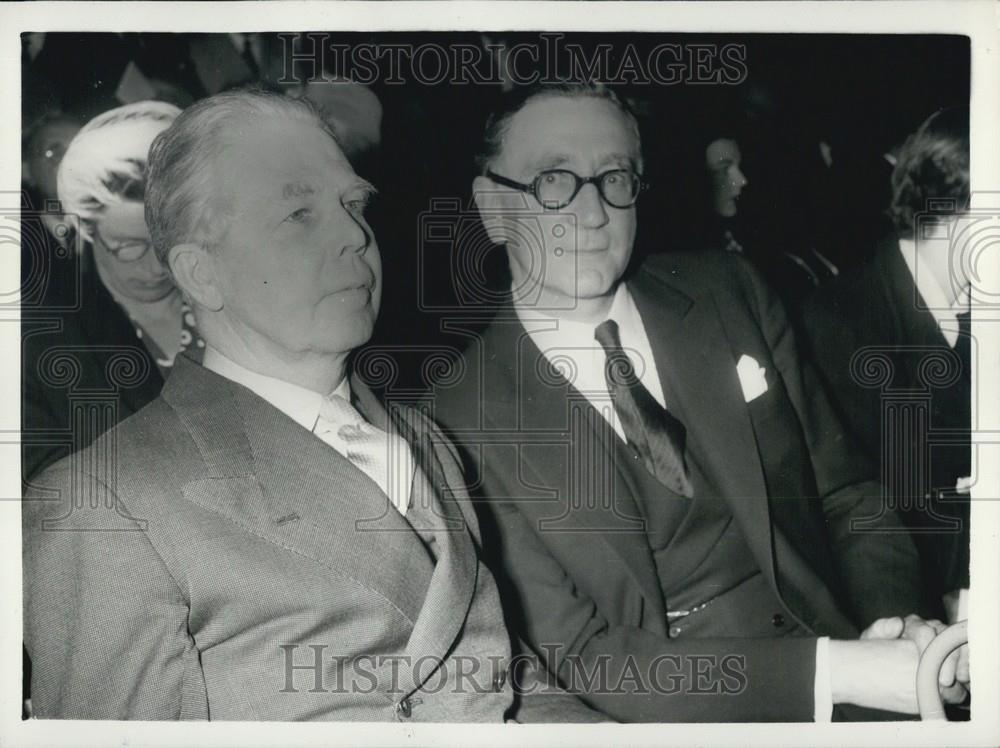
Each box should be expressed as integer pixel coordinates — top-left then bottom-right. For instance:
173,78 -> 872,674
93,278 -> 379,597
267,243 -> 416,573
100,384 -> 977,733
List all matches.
23,100 -> 202,483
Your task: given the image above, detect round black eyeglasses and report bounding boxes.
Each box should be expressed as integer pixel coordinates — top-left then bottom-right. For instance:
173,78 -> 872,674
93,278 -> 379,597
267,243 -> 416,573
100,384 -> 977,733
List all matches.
486,168 -> 647,210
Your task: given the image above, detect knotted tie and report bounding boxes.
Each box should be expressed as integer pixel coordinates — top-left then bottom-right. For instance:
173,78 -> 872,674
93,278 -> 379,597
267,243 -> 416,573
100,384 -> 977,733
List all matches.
315,394 -> 415,515
594,319 -> 694,498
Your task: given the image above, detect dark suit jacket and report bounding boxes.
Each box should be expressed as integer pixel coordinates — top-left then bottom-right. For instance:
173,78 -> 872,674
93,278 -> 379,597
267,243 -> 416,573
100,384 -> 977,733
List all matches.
22,245 -> 165,484
23,356 -> 603,722
799,235 -> 971,614
433,251 -> 922,722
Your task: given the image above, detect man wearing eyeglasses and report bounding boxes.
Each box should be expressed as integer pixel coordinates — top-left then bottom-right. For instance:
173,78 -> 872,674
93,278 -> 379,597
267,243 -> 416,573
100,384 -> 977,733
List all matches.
432,83 -> 959,722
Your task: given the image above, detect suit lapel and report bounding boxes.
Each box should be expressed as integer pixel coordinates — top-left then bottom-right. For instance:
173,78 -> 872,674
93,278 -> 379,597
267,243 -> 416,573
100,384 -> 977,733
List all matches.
345,377 -> 480,695
394,401 -> 480,689
629,267 -> 776,588
165,357 -> 434,626
485,311 -> 664,610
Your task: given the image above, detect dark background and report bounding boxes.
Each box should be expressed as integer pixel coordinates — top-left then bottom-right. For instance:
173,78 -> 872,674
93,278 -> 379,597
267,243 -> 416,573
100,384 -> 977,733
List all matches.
22,32 -> 971,387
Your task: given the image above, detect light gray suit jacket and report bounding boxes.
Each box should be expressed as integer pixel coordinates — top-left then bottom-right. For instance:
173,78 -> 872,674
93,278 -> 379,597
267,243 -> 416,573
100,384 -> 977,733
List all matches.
23,355 -> 602,722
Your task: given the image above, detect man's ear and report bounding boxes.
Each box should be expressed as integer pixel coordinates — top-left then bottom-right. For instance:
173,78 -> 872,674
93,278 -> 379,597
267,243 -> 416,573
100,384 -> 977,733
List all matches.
169,243 -> 223,312
472,175 -> 508,245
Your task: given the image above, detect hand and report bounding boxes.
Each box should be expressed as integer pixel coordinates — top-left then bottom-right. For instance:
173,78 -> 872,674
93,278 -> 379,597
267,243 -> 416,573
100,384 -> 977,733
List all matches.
860,615 -> 968,705
859,615 -> 905,641
901,614 -> 968,704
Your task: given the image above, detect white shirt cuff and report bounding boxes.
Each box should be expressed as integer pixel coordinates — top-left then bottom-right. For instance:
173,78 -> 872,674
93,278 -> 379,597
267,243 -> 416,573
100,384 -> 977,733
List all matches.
813,636 -> 833,722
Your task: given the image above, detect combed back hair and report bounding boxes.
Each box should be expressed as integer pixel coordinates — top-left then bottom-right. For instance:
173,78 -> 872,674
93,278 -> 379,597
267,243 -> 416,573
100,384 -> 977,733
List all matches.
56,101 -> 180,242
475,82 -> 644,175
889,107 -> 969,239
145,88 -> 337,266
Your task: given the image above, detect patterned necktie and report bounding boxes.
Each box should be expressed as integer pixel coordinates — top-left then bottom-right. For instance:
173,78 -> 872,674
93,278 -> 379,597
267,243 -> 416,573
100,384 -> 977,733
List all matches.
315,394 -> 415,515
594,319 -> 694,498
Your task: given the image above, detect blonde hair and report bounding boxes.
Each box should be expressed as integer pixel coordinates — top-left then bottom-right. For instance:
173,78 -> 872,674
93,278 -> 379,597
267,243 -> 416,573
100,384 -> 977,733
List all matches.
56,100 -> 181,243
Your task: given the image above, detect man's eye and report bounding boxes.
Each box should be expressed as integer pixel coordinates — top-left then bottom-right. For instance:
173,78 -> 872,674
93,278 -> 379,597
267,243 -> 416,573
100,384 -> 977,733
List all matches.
344,194 -> 373,214
285,208 -> 312,223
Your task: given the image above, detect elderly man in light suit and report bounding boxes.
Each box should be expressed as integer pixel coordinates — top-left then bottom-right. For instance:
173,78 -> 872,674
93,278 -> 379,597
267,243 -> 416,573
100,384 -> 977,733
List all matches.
22,89 -> 602,723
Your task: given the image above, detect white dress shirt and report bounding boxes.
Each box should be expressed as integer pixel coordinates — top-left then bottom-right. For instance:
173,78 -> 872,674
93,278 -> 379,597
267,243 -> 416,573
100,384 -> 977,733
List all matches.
204,345 -> 341,431
898,238 -> 970,347
202,346 -> 413,513
513,283 -> 833,721
514,282 -> 666,443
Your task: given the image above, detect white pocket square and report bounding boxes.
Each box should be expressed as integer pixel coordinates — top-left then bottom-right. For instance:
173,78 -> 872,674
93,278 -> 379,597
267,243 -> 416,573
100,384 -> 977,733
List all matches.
736,354 -> 768,403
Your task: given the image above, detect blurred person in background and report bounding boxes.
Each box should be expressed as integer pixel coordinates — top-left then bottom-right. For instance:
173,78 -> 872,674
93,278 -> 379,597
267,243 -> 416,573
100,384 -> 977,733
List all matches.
644,92 -> 838,310
799,108 -> 972,636
22,100 -> 202,484
21,113 -> 83,312
690,134 -> 750,255
22,113 -> 82,231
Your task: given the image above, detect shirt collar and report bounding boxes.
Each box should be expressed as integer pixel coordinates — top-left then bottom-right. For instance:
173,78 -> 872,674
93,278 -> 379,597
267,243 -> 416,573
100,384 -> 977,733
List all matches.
511,280 -> 665,426
897,238 -> 969,347
512,281 -> 637,343
606,281 -> 645,339
202,345 -> 350,432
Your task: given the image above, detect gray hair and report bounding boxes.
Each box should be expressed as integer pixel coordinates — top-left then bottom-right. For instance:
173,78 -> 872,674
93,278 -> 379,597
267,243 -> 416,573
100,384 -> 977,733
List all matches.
144,88 -> 337,265
56,101 -> 180,243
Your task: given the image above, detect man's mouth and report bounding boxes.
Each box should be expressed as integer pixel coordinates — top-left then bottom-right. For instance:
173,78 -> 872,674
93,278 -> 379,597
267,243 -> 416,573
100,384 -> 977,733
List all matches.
329,285 -> 372,303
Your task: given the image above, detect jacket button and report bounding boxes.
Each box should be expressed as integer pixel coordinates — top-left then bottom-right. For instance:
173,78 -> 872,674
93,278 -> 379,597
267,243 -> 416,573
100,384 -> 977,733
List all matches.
395,697 -> 412,719
493,667 -> 508,692
669,625 -> 682,637
771,613 -> 785,628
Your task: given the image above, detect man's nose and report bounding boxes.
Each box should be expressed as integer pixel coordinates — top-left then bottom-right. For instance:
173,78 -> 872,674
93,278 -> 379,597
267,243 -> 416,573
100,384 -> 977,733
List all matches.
732,166 -> 748,189
573,181 -> 609,229
335,209 -> 371,256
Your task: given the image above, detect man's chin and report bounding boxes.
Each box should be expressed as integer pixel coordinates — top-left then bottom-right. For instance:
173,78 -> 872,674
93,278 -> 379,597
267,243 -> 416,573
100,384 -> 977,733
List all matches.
335,314 -> 377,351
574,269 -> 619,299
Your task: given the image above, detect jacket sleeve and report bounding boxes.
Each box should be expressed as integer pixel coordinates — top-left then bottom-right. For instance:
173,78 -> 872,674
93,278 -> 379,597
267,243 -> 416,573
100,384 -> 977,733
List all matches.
505,635 -> 612,723
23,466 -> 208,720
734,258 -> 923,625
